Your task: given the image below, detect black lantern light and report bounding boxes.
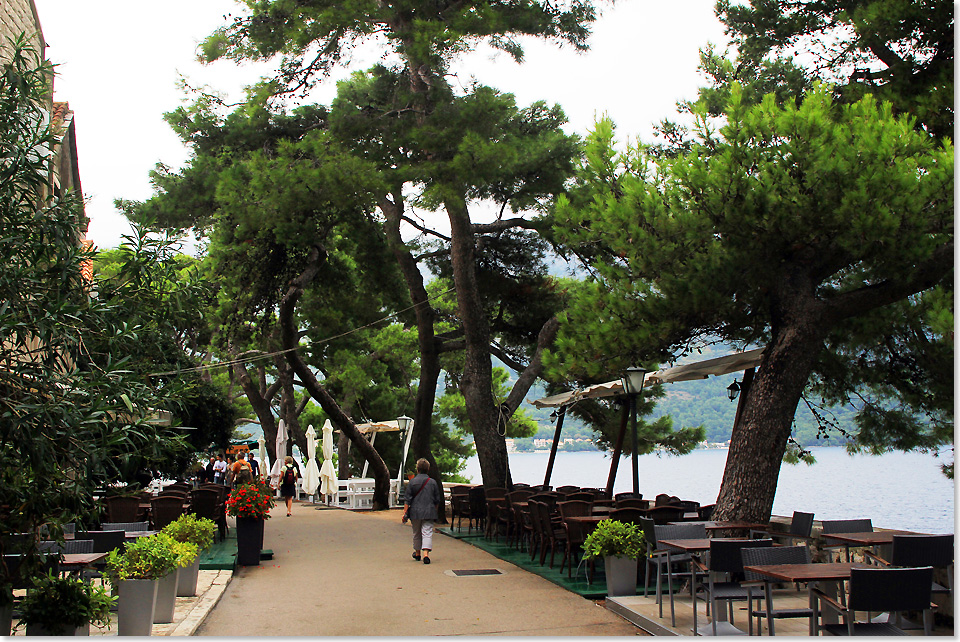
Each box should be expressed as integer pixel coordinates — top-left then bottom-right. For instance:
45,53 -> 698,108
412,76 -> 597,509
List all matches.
727,379 -> 741,402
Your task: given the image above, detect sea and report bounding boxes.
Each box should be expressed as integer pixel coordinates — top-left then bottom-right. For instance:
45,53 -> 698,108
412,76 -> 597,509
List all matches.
461,447 -> 955,534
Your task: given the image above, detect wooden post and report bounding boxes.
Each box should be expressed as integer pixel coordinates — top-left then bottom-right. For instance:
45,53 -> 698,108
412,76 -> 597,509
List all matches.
732,368 -> 755,432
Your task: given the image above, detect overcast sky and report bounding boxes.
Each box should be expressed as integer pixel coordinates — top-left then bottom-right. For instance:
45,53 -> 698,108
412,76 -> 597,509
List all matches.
33,1 -> 729,249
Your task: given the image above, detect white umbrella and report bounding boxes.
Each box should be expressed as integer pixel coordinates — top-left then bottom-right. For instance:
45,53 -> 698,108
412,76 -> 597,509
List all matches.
257,433 -> 268,479
319,419 -> 337,501
270,419 -> 288,486
301,424 -> 321,497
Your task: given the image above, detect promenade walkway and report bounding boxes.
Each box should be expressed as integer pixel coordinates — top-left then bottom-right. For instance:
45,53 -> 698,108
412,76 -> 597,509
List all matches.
197,502 -> 642,636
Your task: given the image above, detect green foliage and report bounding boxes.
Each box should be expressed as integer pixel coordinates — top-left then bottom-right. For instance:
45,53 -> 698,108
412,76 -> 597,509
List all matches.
16,571 -> 115,633
582,519 -> 645,560
105,534 -> 179,581
161,513 -> 217,552
436,367 -> 537,439
552,84 -> 953,471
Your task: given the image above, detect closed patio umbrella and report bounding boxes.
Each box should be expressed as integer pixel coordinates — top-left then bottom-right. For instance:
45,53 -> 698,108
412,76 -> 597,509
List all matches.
301,424 -> 321,497
319,419 -> 337,502
257,433 -> 268,479
270,419 -> 288,487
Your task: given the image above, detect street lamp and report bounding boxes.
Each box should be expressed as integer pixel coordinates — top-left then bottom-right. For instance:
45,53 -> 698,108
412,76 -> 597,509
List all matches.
620,367 -> 647,495
727,379 -> 741,402
396,415 -> 412,432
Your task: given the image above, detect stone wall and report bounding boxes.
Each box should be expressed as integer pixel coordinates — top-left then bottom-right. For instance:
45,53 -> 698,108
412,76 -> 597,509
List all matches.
0,0 -> 44,63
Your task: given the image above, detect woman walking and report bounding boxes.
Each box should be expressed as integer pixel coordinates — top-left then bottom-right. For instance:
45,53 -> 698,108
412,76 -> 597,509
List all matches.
279,456 -> 299,516
402,458 -> 442,564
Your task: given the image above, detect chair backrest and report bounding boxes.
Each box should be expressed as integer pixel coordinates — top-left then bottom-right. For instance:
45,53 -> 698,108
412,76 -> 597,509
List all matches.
820,518 -> 872,534
654,493 -> 673,506
848,566 -> 934,613
788,511 -> 815,538
638,516 -> 657,551
532,501 -> 554,536
670,500 -> 700,512
528,493 -> 557,510
526,500 -> 544,536
891,534 -> 954,568
565,492 -> 595,503
3,553 -> 60,589
615,492 -> 642,501
709,538 -> 773,575
101,521 -> 150,533
555,485 -> 580,496
646,505 -> 685,525
615,498 -> 650,510
654,522 -> 707,543
37,540 -> 61,554
62,539 -> 95,555
512,482 -> 531,488
468,486 -> 487,518
483,487 -> 508,500
609,508 -> 646,527
507,489 -> 535,503
189,489 -> 223,522
103,495 -> 141,523
158,490 -> 189,500
563,516 -> 592,545
151,496 -> 186,530
62,523 -> 75,536
742,544 -> 810,581
697,504 -> 716,520
557,500 -> 592,520
78,530 -> 126,554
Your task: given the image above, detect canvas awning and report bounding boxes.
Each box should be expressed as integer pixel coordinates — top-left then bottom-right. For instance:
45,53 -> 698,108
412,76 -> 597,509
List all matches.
528,347 -> 765,409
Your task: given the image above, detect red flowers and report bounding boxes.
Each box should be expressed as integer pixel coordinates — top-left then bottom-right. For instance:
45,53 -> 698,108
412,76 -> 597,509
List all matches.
226,480 -> 277,519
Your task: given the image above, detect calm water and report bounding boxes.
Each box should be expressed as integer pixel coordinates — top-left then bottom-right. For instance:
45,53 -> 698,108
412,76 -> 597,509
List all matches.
462,447 -> 955,534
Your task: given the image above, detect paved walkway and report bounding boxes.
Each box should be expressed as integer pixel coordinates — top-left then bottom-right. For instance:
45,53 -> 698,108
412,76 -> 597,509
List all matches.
197,502 -> 643,636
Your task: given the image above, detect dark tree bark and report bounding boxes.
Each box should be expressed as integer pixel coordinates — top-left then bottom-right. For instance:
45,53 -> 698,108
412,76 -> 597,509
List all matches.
233,358 -> 281,463
279,245 -> 393,509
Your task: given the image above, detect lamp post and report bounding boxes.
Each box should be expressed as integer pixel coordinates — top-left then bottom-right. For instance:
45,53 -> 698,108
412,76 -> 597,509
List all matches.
396,415 -> 412,432
620,367 -> 647,495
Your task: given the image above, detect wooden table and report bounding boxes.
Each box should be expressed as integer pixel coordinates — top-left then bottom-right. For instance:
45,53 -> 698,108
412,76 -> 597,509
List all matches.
60,552 -> 108,575
743,562 -> 869,635
669,520 -> 768,533
821,529 -> 925,561
124,530 -> 158,539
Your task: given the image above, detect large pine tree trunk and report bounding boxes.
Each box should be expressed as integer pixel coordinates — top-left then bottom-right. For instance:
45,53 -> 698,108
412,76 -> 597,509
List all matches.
714,280 -> 829,523
445,195 -> 511,488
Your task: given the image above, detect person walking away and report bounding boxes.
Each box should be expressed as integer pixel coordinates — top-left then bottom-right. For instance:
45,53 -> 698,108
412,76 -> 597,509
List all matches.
279,456 -> 299,516
402,458 -> 442,564
232,452 -> 254,487
213,454 -> 227,484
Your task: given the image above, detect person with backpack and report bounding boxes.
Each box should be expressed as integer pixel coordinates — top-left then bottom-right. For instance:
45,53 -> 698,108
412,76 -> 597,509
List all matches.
279,456 -> 299,517
231,451 -> 254,487
402,458 -> 442,564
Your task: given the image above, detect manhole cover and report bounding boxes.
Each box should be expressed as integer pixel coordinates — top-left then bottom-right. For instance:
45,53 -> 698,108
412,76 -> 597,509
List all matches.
451,569 -> 502,576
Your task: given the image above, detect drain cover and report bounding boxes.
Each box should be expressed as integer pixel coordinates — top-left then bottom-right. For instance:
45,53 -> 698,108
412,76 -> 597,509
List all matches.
451,569 -> 502,576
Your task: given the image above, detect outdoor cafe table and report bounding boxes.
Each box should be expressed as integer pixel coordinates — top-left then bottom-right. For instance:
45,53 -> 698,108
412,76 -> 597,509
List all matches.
60,552 -> 108,576
669,520 -> 768,533
124,530 -> 158,539
657,538 -> 717,626
820,529 -> 926,559
743,562 -> 870,635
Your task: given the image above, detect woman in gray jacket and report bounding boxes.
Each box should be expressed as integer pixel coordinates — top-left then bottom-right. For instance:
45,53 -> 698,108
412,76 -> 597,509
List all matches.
402,458 -> 442,564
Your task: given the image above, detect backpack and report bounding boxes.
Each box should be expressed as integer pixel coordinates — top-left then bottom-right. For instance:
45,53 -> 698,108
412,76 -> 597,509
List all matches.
283,466 -> 296,486
235,461 -> 253,485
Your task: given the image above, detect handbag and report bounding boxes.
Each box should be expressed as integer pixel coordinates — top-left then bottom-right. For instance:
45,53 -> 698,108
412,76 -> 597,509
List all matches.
402,477 -> 433,523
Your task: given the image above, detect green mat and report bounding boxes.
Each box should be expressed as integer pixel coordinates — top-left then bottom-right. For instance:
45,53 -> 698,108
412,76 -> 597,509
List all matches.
437,526 -> 656,600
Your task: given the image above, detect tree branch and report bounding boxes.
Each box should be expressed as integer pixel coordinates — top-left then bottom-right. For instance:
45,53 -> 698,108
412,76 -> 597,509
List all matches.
471,217 -> 544,234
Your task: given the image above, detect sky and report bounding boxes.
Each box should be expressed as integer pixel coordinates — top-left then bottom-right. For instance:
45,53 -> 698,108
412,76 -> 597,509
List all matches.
33,1 -> 730,250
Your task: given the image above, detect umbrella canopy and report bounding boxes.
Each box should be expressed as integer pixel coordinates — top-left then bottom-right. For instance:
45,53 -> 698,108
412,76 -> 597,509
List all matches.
319,419 -> 337,497
528,347 -> 766,409
301,424 -> 321,496
257,433 -> 268,479
270,419 -> 288,483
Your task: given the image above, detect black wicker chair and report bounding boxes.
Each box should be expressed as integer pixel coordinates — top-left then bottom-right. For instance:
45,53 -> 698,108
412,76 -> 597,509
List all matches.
821,518 -> 873,562
741,544 -> 813,635
813,566 -> 934,636
691,538 -> 774,636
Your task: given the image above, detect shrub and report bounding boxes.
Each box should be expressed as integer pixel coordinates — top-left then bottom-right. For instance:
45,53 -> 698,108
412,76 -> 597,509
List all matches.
582,519 -> 645,560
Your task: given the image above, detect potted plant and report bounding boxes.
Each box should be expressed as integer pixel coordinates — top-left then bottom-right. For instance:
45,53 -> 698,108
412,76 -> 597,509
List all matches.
105,533 -> 179,636
152,534 -> 198,624
582,519 -> 645,597
162,514 -> 216,596
226,480 -> 275,566
15,570 -> 115,636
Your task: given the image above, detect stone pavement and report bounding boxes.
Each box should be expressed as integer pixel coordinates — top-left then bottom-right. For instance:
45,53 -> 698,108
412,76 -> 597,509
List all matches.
197,501 -> 643,636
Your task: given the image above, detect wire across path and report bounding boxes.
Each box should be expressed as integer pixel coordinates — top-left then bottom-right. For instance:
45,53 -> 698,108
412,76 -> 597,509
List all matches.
196,502 -> 643,636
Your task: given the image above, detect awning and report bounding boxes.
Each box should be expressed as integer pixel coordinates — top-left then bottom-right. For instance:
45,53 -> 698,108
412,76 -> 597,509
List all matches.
528,347 -> 765,409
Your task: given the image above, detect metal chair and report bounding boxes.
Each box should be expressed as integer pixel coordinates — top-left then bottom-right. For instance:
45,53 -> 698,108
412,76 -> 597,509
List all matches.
189,488 -> 225,542
821,518 -> 873,562
813,566 -> 934,636
614,498 -> 650,510
449,486 -> 471,531
741,544 -> 813,635
609,507 -> 646,527
556,500 -> 592,520
532,500 -> 566,568
467,485 -> 487,534
692,538 -> 774,636
78,530 -> 126,580
865,534 -> 954,608
565,492 -> 596,503
645,504 -> 684,525
554,485 -> 580,496
751,510 -> 814,543
61,539 -> 94,555
697,504 -> 716,520
641,519 -> 707,620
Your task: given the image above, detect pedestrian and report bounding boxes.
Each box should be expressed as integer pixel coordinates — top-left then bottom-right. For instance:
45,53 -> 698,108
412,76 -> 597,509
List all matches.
212,454 -> 227,484
279,456 -> 299,517
205,455 -> 216,483
231,451 -> 254,487
248,453 -> 260,479
224,453 -> 236,485
402,458 -> 441,564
